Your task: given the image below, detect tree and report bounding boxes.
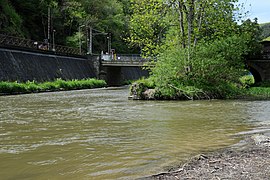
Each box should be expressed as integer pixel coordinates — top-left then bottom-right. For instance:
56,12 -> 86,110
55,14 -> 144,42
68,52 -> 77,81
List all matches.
130,0 -> 262,99
0,0 -> 24,36
1,0 -> 133,53
127,0 -> 169,56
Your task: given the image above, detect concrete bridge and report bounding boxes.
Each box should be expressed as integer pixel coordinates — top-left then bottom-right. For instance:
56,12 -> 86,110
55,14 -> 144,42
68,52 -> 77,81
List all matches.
246,41 -> 270,83
93,54 -> 150,86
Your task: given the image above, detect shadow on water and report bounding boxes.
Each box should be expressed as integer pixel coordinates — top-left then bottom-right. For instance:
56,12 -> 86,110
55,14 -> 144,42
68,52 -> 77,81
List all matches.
0,87 -> 269,179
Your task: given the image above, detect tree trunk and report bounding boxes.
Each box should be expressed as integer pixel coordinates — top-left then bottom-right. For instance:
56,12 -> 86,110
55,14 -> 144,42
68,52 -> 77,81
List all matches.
177,1 -> 186,48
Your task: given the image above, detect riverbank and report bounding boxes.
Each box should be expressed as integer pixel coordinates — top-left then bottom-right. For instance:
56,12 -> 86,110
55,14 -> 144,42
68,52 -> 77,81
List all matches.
143,133 -> 270,179
0,78 -> 107,95
129,81 -> 270,101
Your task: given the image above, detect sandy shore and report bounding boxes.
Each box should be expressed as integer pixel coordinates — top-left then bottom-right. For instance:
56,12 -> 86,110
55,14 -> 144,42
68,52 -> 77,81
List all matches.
142,133 -> 270,180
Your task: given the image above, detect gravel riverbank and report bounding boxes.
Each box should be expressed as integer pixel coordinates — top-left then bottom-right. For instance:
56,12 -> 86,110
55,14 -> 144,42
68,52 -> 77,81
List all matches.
142,133 -> 270,180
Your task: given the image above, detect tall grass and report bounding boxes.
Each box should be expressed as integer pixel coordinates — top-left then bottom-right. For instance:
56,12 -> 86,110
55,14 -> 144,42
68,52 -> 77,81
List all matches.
245,87 -> 270,99
241,80 -> 270,99
0,78 -> 107,95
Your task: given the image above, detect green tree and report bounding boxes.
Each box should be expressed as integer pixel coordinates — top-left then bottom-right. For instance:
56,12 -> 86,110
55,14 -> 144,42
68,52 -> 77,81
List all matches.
127,0 -> 169,56
0,0 -> 24,36
130,0 -> 262,99
1,0 -> 132,53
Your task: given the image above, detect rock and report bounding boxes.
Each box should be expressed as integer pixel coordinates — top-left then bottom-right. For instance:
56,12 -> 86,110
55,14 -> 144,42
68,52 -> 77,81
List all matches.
129,82 -> 147,100
143,89 -> 156,100
129,82 -> 157,100
251,134 -> 270,147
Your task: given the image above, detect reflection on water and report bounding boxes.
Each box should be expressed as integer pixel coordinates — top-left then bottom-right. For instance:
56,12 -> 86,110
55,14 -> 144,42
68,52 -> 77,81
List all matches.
0,87 -> 269,179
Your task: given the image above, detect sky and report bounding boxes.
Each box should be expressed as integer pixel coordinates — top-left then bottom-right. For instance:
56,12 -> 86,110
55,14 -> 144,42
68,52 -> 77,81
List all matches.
237,0 -> 270,23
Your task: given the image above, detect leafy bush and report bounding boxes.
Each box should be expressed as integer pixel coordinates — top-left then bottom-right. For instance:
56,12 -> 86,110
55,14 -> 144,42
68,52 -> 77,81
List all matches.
240,75 -> 255,87
145,35 -> 249,99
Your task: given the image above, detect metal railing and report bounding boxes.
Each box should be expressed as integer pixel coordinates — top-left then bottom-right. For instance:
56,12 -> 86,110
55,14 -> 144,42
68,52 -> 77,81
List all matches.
101,53 -> 155,67
0,34 -> 83,55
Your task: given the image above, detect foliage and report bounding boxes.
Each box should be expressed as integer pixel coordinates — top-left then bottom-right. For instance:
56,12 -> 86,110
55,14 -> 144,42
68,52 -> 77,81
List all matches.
149,35 -> 250,99
0,0 -> 135,53
245,87 -> 270,99
241,81 -> 270,99
260,22 -> 270,40
240,75 -> 255,88
264,37 -> 270,41
127,0 -> 241,56
135,77 -> 155,89
0,78 -> 106,95
0,0 -> 24,36
237,18 -> 263,56
128,0 -> 263,100
127,0 -> 168,56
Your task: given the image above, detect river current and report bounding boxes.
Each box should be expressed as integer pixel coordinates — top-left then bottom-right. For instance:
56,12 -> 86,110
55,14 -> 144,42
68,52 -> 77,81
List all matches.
0,87 -> 270,179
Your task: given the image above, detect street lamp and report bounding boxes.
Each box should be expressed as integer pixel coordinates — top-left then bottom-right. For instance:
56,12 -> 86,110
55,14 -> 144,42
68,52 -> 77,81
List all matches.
52,29 -> 56,51
88,26 -> 92,54
79,24 -> 85,55
107,33 -> 111,54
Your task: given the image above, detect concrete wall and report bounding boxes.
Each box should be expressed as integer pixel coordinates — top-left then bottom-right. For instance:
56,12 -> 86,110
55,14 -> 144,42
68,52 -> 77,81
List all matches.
0,47 -> 96,82
0,47 -> 149,85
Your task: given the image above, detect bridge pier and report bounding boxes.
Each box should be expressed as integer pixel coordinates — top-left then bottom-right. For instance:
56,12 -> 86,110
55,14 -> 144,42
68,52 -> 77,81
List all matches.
102,67 -> 122,86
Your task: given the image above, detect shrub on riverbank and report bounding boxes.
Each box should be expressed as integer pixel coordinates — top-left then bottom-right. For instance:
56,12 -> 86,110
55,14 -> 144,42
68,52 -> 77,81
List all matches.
0,78 -> 107,95
130,35 -> 250,100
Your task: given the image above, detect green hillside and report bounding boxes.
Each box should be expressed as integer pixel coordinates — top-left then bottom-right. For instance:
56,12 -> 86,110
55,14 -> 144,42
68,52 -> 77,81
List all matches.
260,22 -> 270,41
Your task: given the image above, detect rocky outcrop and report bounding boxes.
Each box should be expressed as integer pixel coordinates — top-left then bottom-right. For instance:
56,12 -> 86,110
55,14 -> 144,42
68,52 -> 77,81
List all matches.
129,82 -> 156,100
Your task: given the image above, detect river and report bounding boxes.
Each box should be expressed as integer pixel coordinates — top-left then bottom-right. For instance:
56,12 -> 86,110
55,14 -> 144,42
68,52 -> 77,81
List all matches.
0,87 -> 270,179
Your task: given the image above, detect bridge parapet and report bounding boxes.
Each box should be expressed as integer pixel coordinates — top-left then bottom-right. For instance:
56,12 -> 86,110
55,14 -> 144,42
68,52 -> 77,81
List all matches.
101,54 -> 152,67
247,41 -> 270,61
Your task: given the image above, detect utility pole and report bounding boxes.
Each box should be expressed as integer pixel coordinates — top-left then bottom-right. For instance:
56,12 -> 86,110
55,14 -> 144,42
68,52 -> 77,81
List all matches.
79,25 -> 85,55
89,26 -> 92,54
47,7 -> 51,50
52,30 -> 56,51
107,33 -> 111,54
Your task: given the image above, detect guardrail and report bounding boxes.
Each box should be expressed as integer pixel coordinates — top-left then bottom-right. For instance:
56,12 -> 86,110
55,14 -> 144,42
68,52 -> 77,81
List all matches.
101,54 -> 155,67
0,34 -> 83,55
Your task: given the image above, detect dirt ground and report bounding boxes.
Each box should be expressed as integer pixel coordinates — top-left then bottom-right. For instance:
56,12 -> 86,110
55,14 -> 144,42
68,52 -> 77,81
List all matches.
142,134 -> 270,180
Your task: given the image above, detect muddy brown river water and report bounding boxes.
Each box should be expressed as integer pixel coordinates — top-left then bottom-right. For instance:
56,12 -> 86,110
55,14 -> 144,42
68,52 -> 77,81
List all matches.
0,87 -> 269,179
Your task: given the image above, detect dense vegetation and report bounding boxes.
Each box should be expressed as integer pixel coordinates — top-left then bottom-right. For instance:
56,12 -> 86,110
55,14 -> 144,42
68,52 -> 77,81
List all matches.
0,0 -> 135,53
261,22 -> 270,40
128,0 -> 264,100
0,78 -> 106,95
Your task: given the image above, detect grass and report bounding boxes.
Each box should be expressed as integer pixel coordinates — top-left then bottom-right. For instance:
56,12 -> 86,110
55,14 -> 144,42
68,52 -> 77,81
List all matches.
239,80 -> 270,100
245,87 -> 270,100
263,36 -> 270,41
0,78 -> 107,95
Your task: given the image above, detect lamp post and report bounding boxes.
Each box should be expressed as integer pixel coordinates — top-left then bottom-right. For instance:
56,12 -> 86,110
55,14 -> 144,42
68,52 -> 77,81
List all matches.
47,7 -> 51,50
89,26 -> 92,54
79,24 -> 85,55
52,29 -> 56,51
107,33 -> 111,54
